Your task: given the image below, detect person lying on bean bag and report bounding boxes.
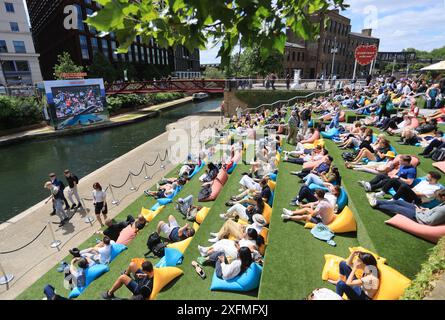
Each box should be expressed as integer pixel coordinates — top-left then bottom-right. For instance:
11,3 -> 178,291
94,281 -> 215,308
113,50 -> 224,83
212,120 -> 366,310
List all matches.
222,195 -> 265,223
95,215 -> 146,242
102,260 -> 154,300
214,247 -> 254,281
116,219 -> 146,246
328,251 -> 380,300
283,146 -> 326,165
227,180 -> 271,209
144,177 -> 187,199
290,185 -> 341,211
69,236 -> 115,264
208,214 -> 267,243
367,189 -> 445,226
157,215 -> 195,243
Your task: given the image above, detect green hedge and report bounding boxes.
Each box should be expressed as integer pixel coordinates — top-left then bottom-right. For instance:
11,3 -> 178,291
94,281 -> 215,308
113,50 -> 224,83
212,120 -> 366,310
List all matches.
0,95 -> 43,130
106,92 -> 186,114
234,90 -> 327,108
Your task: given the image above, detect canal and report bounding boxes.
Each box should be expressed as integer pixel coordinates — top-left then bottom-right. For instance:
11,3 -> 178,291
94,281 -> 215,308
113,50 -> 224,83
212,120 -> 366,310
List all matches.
0,98 -> 222,222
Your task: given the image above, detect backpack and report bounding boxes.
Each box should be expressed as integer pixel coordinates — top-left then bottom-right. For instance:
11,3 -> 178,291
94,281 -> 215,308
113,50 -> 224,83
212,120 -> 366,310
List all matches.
431,148 -> 445,162
186,207 -> 198,222
145,232 -> 166,258
342,152 -> 356,162
198,184 -> 212,201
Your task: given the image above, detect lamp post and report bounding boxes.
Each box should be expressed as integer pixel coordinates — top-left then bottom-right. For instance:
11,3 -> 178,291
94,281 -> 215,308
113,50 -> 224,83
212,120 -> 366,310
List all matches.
330,37 -> 338,80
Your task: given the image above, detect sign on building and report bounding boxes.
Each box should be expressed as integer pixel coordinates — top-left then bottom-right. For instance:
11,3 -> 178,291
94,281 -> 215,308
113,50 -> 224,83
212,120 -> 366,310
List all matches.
355,45 -> 378,66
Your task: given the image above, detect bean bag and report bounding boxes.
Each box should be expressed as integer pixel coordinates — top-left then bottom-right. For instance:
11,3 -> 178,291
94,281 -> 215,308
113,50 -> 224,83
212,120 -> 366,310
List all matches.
267,191 -> 275,207
433,161 -> 445,174
140,205 -> 165,222
308,183 -> 329,191
110,243 -> 127,263
385,214 -> 445,243
262,203 -> 273,225
155,247 -> 184,268
305,206 -> 357,233
167,222 -> 200,253
195,207 -> 211,224
321,255 -> 410,300
227,162 -> 237,174
348,246 -> 387,265
189,161 -> 206,179
200,179 -> 224,202
275,153 -> 281,166
210,263 -> 263,292
131,258 -> 184,300
269,173 -> 277,181
267,180 -> 276,191
259,227 -> 269,256
216,169 -> 229,186
308,120 -> 314,128
68,264 -> 110,298
303,158 -> 324,170
337,187 -> 348,212
321,128 -> 339,140
389,177 -> 444,208
303,139 -> 326,150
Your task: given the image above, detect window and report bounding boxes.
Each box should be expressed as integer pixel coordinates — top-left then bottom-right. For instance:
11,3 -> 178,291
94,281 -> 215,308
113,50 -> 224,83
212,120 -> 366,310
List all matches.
74,5 -> 84,31
134,46 -> 139,62
84,0 -> 92,4
5,2 -> 14,12
79,35 -> 89,59
127,45 -> 133,62
2,61 -> 15,72
86,9 -> 96,34
10,22 -> 19,32
0,40 -> 7,52
15,61 -> 29,72
101,39 -> 109,58
292,52 -> 295,61
13,41 -> 26,53
91,37 -> 99,56
111,41 -> 118,61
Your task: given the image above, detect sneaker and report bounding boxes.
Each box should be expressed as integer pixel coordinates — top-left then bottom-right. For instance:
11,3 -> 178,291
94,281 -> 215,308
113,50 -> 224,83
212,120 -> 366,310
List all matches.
282,208 -> 293,216
281,214 -> 290,221
198,245 -> 208,257
144,190 -> 150,197
366,193 -> 378,207
290,200 -> 300,206
57,261 -> 68,273
208,237 -> 218,243
71,204 -> 77,210
101,291 -> 115,300
50,211 -> 56,216
290,171 -> 301,176
374,191 -> 385,198
364,182 -> 372,192
358,181 -> 366,188
209,232 -> 219,237
77,203 -> 83,209
219,213 -> 228,220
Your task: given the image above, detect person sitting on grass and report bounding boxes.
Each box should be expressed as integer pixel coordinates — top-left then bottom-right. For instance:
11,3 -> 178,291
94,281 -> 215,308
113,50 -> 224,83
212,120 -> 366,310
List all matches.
350,151 -> 397,174
208,214 -> 267,243
221,195 -> 265,222
157,215 -> 195,243
102,260 -> 154,300
282,189 -> 336,225
368,171 -> 442,204
291,155 -> 333,179
300,127 -> 321,145
367,189 -> 445,226
328,251 -> 380,300
116,219 -> 146,246
68,236 -> 114,264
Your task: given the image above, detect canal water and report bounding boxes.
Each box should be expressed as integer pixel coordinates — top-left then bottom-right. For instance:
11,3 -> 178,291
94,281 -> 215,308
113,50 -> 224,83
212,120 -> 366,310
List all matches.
0,98 -> 222,222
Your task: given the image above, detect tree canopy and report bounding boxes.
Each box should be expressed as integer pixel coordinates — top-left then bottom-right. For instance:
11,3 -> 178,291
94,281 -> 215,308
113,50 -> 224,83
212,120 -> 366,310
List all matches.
86,0 -> 348,67
53,52 -> 84,79
403,46 -> 445,60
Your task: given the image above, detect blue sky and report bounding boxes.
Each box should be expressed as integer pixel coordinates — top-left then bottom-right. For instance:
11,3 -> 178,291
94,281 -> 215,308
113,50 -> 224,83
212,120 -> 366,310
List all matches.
200,0 -> 445,63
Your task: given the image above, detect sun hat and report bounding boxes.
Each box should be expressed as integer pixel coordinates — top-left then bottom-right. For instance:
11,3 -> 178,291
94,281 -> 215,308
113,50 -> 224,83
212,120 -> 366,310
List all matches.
385,151 -> 396,158
252,214 -> 267,227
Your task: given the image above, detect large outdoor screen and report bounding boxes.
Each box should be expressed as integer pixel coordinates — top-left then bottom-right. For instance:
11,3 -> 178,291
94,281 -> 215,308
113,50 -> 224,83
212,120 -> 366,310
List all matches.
43,79 -> 109,130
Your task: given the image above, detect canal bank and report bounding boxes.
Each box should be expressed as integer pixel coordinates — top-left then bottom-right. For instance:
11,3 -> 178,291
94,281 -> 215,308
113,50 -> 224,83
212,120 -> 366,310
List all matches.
0,98 -> 222,221
0,112 -> 226,300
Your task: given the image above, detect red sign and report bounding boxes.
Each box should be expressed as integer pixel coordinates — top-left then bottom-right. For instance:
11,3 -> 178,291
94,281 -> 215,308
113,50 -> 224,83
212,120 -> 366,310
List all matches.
355,45 -> 378,66
59,72 -> 87,79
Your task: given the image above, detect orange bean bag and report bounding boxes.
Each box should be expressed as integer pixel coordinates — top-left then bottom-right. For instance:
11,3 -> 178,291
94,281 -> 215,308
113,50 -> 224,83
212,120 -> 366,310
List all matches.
259,227 -> 269,256
216,169 -> 229,186
433,161 -> 445,174
385,214 -> 445,244
200,179 -> 224,202
262,203 -> 272,224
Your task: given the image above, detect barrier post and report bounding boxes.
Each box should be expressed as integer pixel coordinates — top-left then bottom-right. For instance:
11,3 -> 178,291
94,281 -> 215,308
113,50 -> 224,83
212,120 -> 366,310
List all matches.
143,162 -> 150,180
47,221 -> 61,251
109,185 -> 120,206
129,174 -> 137,191
84,215 -> 94,225
0,262 -> 13,290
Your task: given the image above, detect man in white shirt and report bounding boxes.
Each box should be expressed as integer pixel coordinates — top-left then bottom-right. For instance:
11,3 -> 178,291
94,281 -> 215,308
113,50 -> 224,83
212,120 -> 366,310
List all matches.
70,236 -> 115,264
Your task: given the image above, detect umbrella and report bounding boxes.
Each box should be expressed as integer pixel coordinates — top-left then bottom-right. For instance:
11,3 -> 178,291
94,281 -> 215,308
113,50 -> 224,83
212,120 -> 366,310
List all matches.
420,60 -> 445,71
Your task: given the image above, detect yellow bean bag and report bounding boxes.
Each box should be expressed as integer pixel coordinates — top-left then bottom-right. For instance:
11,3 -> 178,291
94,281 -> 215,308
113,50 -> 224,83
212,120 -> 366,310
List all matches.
321,255 -> 410,300
262,203 -> 272,224
167,222 -> 200,254
275,153 -> 281,167
259,227 -> 269,256
130,258 -> 183,300
140,205 -> 165,222
303,139 -> 325,150
348,247 -> 387,265
304,206 -> 357,233
195,207 -> 210,224
267,180 -> 276,191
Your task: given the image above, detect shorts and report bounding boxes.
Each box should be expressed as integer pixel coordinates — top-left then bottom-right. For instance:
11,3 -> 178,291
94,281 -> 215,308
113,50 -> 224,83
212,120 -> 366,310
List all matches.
95,202 -> 104,215
126,269 -> 144,295
160,220 -> 180,238
310,216 -> 323,224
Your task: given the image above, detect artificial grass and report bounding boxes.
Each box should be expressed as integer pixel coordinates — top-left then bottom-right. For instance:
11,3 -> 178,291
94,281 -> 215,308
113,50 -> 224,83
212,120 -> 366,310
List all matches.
258,141 -> 358,300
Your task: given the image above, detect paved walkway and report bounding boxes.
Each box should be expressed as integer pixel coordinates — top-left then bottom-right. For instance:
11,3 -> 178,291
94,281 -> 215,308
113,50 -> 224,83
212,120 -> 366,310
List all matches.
424,273 -> 445,300
0,97 -> 194,145
0,113 -> 225,300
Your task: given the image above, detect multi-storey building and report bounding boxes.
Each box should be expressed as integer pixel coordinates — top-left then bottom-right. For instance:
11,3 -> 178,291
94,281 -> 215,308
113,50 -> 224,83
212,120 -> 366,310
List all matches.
285,9 -> 380,79
25,0 -> 200,80
0,0 -> 43,86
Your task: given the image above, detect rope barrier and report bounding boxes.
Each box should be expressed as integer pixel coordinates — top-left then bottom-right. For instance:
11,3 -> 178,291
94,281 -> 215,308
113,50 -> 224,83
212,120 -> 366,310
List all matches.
0,225 -> 47,255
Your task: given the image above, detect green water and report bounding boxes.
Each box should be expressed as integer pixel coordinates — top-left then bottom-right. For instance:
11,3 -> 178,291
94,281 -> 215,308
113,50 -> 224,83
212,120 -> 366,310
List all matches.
0,98 -> 222,222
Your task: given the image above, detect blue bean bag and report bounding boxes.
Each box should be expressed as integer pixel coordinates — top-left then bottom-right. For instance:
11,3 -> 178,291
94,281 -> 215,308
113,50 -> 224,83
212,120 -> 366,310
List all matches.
337,187 -> 348,212
210,263 -> 263,292
308,183 -> 329,192
150,202 -> 162,211
189,161 -> 206,179
68,263 -> 110,298
268,191 -> 275,207
153,185 -> 183,209
269,173 -> 277,182
389,177 -> 444,208
110,243 -> 127,263
155,248 -> 184,268
308,120 -> 314,128
227,162 -> 237,174
321,128 -> 339,140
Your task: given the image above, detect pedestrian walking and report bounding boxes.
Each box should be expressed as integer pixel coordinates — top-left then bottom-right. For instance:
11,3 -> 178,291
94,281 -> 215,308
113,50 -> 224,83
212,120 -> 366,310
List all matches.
49,173 -> 70,215
93,182 -> 108,227
64,169 -> 82,210
286,74 -> 291,90
287,110 -> 300,145
44,181 -> 69,227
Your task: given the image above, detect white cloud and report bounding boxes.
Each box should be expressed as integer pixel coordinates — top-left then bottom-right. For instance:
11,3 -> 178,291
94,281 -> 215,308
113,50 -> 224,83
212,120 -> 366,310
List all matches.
200,43 -> 221,64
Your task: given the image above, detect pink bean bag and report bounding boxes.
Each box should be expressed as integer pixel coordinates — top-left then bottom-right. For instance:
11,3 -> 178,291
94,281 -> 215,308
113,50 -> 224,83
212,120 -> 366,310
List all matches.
303,158 -> 325,170
407,117 -> 419,129
433,161 -> 445,174
216,169 -> 229,186
200,179 -> 224,202
385,214 -> 445,244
